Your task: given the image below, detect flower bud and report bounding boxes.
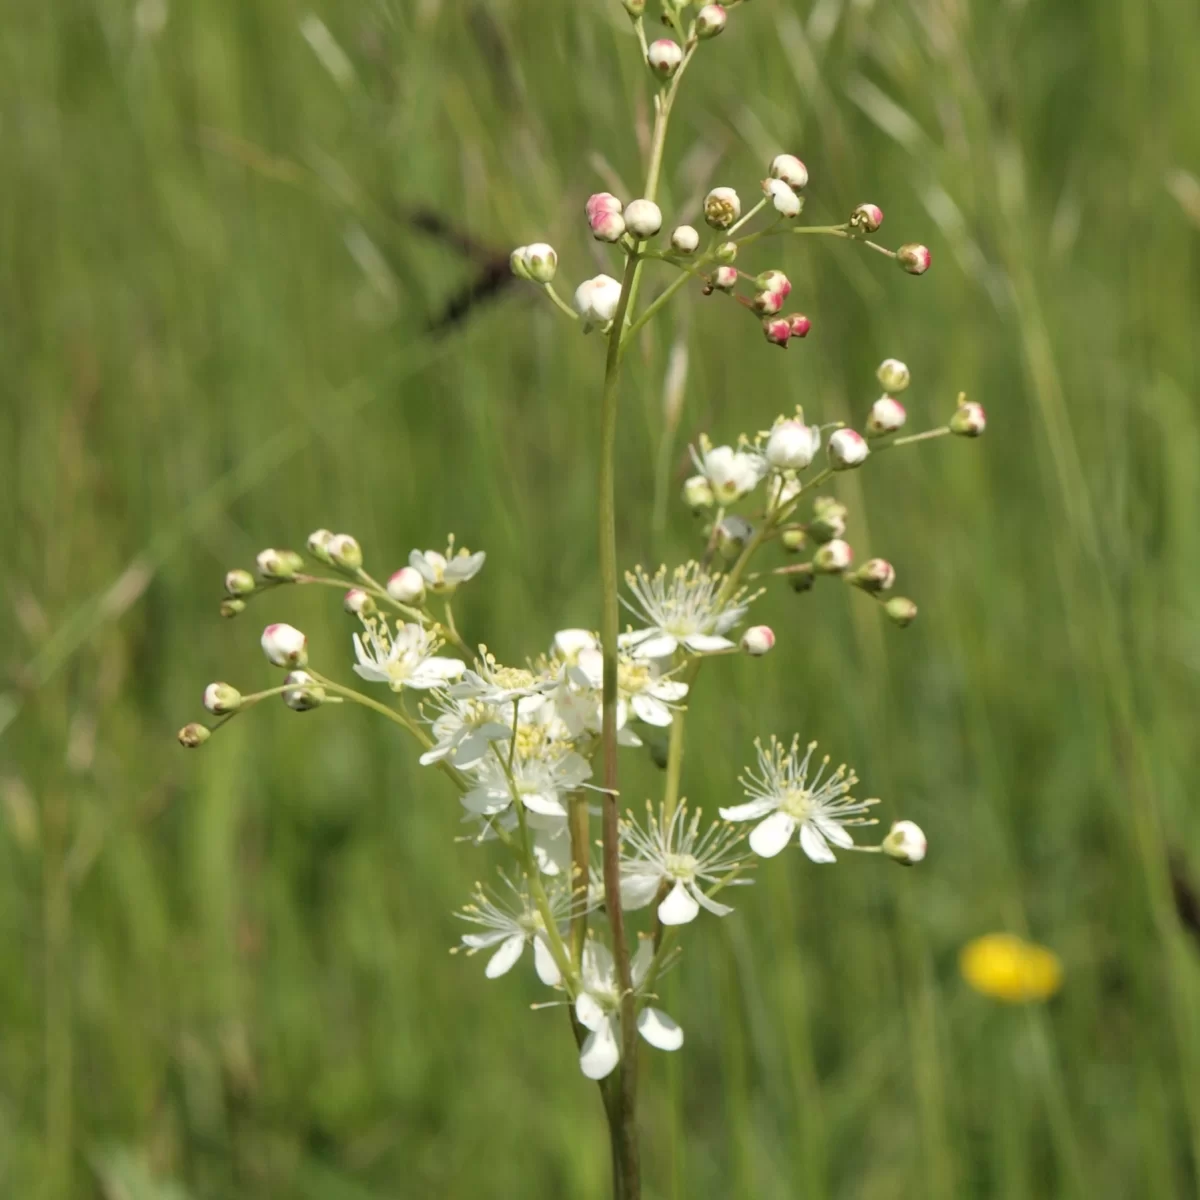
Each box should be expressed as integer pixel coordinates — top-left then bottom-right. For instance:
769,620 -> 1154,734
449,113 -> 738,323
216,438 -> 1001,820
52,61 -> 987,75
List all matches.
754,289 -> 786,316
261,623 -> 308,668
343,587 -> 375,616
809,497 -> 847,543
740,625 -> 775,656
177,723 -> 211,748
203,682 -> 242,715
306,529 -> 335,561
712,265 -> 738,292
882,820 -> 926,865
787,313 -> 811,339
950,399 -> 987,437
779,562 -> 815,593
283,670 -> 325,712
622,0 -> 645,13
781,527 -> 807,553
762,315 -> 791,348
755,270 -> 790,297
520,243 -> 558,283
326,534 -> 362,571
387,566 -> 427,605
220,598 -> 246,619
647,38 -> 683,77
509,246 -> 531,280
764,177 -> 801,219
828,428 -> 869,470
695,4 -> 726,38
716,515 -> 754,559
682,474 -> 715,510
850,203 -> 883,233
670,225 -> 699,255
704,187 -> 741,230
876,358 -> 911,393
255,548 -> 303,581
765,418 -> 819,470
867,395 -> 907,437
813,538 -> 853,574
851,558 -> 896,593
769,153 -> 808,191
624,199 -> 662,239
897,243 -> 932,275
884,596 -> 918,627
224,568 -> 256,597
574,274 -> 623,327
715,241 -> 738,263
586,193 -> 626,243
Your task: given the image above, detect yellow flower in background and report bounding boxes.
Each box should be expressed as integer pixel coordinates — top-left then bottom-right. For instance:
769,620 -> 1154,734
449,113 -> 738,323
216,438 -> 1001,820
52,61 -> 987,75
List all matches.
959,934 -> 1062,1003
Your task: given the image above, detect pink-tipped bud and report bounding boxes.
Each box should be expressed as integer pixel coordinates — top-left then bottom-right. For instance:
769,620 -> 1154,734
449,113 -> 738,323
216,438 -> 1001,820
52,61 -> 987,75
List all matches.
261,623 -> 308,668
763,315 -> 792,348
741,625 -> 775,656
586,192 -> 626,243
876,358 -> 911,393
754,289 -> 786,316
851,558 -> 896,593
950,399 -> 987,437
769,153 -> 808,190
897,243 -> 932,275
884,596 -> 918,627
624,199 -> 662,239
255,548 -> 303,581
813,539 -> 853,574
712,265 -> 738,292
647,38 -> 683,77
850,203 -> 884,233
203,682 -> 242,715
765,418 -> 819,470
704,187 -> 741,230
755,270 -> 791,298
327,534 -> 363,571
670,225 -> 699,255
224,568 -> 256,597
343,587 -> 375,616
867,395 -> 907,437
787,313 -> 811,338
387,566 -> 427,605
695,4 -> 726,38
764,177 -> 801,218
828,428 -> 869,470
882,820 -> 926,865
177,723 -> 210,748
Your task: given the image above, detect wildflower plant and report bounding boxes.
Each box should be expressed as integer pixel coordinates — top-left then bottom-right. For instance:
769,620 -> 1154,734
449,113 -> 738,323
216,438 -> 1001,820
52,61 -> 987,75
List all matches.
179,3 -> 987,1195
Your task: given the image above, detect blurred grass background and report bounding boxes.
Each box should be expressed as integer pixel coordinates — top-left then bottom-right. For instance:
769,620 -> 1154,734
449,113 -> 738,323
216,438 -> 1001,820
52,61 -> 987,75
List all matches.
3,0 -> 1200,1196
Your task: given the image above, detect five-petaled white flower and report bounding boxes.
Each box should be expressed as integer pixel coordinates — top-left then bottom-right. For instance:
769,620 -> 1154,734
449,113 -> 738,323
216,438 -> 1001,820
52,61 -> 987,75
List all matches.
418,691 -> 512,768
575,938 -> 683,1080
566,644 -> 689,727
461,743 -> 592,820
620,803 -> 750,925
352,621 -> 465,691
689,435 -> 767,505
620,562 -> 754,659
720,736 -> 880,861
450,649 -> 557,707
409,541 -> 486,594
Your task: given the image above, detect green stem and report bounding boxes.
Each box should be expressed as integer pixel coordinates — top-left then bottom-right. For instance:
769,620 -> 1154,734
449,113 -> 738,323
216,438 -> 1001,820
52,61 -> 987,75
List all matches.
543,282 -> 580,320
441,599 -> 473,659
726,197 -> 767,237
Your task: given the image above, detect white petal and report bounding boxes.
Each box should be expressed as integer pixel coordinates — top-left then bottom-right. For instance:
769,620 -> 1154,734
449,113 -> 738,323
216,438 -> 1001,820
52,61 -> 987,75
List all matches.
631,633 -> 679,659
816,818 -> 855,849
421,656 -> 467,680
749,811 -> 797,858
618,629 -> 653,649
630,936 -> 655,987
719,798 -> 777,822
579,1017 -> 621,1080
449,729 -> 494,768
657,880 -> 700,925
485,934 -> 526,978
575,992 -> 605,1032
637,1007 -> 684,1052
352,663 -> 388,685
620,869 -> 662,910
618,726 -> 644,747
521,791 -> 568,818
582,940 -> 616,991
460,931 -> 508,949
631,694 -> 673,727
418,743 -> 452,765
649,680 -> 689,703
693,884 -> 734,917
461,788 -> 508,815
799,821 -> 838,863
532,935 -> 562,986
713,606 -> 748,634
681,634 -> 735,654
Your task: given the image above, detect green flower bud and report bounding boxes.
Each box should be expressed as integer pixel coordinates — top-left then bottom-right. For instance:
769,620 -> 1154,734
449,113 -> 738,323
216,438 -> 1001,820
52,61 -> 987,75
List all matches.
255,548 -> 304,581
177,723 -> 211,748
203,682 -> 242,715
224,568 -> 256,597
328,533 -> 363,571
220,598 -> 246,619
884,596 -> 918,627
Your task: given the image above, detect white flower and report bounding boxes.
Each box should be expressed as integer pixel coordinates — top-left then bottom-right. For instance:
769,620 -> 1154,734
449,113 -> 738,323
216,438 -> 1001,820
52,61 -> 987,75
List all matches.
620,803 -> 750,925
689,435 -> 767,505
866,395 -> 907,436
261,623 -> 307,668
461,743 -> 591,820
769,153 -> 809,191
574,274 -> 623,329
456,874 -> 578,986
575,939 -> 682,1080
620,562 -> 753,659
721,736 -> 880,862
703,186 -> 741,230
764,417 -> 820,470
352,621 -> 464,691
451,650 -> 557,706
568,646 -> 689,728
765,177 -> 801,219
418,692 -> 512,768
409,542 -> 486,594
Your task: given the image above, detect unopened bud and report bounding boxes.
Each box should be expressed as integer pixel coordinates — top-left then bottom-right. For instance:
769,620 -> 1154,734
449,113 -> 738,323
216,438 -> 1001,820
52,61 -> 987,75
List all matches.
897,243 -> 932,275
682,474 -> 715,511
754,289 -> 786,316
813,538 -> 853,574
220,598 -> 246,619
769,153 -> 808,191
327,533 -> 363,571
828,428 -> 869,469
850,203 -> 884,233
712,265 -> 738,292
950,398 -> 987,437
765,418 -> 819,470
574,274 -> 624,326
755,270 -> 790,297
622,0 -> 645,13
876,358 -> 911,392
520,243 -> 558,283
306,529 -> 335,561
670,225 -> 699,255
510,246 -> 531,280
224,568 -> 256,597
647,38 -> 683,77
884,596 -> 918,627
867,395 -> 907,437
695,4 -> 726,38
809,497 -> 847,543
740,625 -> 775,656
781,528 -> 807,553
586,193 -> 626,243
177,723 -> 210,748
387,566 -> 427,605
343,587 -> 375,616
704,187 -> 741,230
764,177 -> 801,219
716,515 -> 753,559
203,682 -> 242,715
624,199 -> 662,239
777,562 -> 815,592
882,820 -> 926,865
715,241 -> 738,263
787,313 -> 811,339
283,670 -> 325,712
762,315 -> 791,348
851,558 -> 896,593
256,548 -> 303,581
261,623 -> 308,668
